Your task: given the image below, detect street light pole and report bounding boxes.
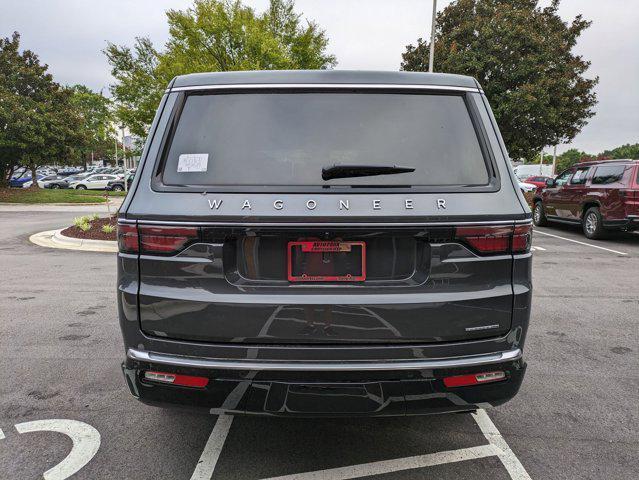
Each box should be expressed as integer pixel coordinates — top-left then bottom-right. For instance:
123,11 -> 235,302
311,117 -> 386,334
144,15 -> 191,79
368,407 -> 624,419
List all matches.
120,125 -> 126,168
428,0 -> 437,72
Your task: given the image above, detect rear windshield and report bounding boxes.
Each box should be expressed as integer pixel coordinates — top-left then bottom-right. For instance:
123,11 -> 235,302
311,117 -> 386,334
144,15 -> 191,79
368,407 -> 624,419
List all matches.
161,92 -> 489,188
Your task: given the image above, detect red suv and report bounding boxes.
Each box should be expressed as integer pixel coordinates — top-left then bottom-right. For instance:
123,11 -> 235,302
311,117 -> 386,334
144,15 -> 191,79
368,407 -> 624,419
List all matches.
533,159 -> 639,239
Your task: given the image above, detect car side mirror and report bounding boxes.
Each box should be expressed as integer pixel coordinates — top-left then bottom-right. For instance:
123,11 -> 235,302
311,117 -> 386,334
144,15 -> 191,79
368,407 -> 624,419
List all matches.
545,178 -> 556,187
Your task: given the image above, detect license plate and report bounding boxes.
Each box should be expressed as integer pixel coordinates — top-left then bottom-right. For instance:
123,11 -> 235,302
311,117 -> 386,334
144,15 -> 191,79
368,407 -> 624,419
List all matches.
287,240 -> 366,282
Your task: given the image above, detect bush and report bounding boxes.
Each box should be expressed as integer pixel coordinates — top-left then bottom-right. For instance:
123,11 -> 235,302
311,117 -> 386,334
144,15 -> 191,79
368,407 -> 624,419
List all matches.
73,216 -> 91,227
90,213 -> 100,221
101,224 -> 115,234
78,222 -> 91,232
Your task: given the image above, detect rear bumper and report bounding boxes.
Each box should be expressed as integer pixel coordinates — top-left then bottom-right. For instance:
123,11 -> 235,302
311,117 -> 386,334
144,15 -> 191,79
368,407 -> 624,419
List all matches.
122,348 -> 526,416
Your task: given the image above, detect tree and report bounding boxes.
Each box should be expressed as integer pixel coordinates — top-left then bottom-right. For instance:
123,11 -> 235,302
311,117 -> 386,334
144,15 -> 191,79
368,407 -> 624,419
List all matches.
69,85 -> 116,166
401,0 -> 598,161
0,32 -> 84,186
105,0 -> 336,137
554,148 -> 591,172
599,143 -> 639,160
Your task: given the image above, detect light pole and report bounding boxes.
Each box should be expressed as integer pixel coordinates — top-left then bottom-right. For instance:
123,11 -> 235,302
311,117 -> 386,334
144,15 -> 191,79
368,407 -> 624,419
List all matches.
120,125 -> 126,168
428,0 -> 437,72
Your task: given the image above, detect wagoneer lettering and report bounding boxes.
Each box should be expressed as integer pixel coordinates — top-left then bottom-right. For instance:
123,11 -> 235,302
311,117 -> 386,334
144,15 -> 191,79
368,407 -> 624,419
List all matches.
118,70 -> 532,416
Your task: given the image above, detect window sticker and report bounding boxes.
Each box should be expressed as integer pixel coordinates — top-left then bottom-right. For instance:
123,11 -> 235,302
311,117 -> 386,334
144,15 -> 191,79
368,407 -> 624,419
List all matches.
177,153 -> 209,172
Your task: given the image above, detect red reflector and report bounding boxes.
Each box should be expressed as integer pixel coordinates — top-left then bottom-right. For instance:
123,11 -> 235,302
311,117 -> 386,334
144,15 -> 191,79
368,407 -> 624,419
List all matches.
144,371 -> 209,388
138,226 -> 199,254
117,223 -> 139,253
443,371 -> 506,387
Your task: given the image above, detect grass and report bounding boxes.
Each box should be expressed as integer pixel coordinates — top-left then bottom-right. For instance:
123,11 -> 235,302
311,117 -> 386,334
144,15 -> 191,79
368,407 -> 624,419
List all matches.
0,187 -> 127,204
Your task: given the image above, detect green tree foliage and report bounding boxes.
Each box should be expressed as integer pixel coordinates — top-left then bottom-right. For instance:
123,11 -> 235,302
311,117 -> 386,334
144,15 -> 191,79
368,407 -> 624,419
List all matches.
554,148 -> 591,172
105,0 -> 336,137
0,33 -> 85,186
401,0 -> 598,160
599,143 -> 639,161
69,85 -> 116,165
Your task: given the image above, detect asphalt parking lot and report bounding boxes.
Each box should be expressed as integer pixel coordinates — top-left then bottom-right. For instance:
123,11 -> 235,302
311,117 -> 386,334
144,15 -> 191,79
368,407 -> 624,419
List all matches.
1,207 -> 637,480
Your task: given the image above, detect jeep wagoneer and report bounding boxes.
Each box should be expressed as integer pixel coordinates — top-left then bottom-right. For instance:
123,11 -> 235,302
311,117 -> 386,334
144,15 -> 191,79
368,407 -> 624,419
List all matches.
118,70 -> 532,416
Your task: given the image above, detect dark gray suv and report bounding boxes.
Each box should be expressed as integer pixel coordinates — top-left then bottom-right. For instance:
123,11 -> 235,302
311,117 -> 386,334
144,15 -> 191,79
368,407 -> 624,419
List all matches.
118,70 -> 532,416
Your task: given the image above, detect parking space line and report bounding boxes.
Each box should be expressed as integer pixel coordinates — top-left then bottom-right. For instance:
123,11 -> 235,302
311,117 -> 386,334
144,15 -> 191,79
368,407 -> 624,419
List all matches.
534,229 -> 627,255
14,419 -> 101,480
530,246 -> 546,251
0,428 -> 4,440
473,410 -> 532,480
260,445 -> 500,480
190,414 -> 234,480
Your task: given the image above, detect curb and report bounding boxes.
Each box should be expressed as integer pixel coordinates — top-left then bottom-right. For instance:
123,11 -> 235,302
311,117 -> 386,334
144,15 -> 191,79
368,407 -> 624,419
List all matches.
29,229 -> 117,253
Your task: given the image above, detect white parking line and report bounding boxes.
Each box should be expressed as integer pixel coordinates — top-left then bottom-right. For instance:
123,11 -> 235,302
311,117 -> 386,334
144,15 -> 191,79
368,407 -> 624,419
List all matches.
0,428 -> 4,440
192,409 -> 531,480
14,419 -> 101,480
530,246 -> 546,251
534,229 -> 627,255
260,445 -> 501,480
473,410 -> 532,480
190,414 -> 234,480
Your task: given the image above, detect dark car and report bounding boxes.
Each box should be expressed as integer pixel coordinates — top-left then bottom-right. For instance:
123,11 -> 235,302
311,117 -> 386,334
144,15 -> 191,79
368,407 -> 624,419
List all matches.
118,71 -> 532,417
533,159 -> 639,239
107,177 -> 133,192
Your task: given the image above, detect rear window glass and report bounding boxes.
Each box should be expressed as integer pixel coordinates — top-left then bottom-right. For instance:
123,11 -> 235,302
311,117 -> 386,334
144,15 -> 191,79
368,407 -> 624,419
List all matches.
592,165 -> 626,184
161,93 -> 489,188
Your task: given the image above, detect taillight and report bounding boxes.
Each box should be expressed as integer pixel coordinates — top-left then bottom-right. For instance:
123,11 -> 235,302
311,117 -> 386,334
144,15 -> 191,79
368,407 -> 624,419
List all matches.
455,224 -> 532,255
512,224 -> 532,253
138,225 -> 200,255
117,223 -> 139,253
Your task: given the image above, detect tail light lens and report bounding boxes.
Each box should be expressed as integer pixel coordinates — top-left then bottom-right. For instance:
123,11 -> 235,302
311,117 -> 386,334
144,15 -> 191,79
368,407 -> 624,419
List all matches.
512,224 -> 533,253
138,226 -> 200,255
117,223 -> 139,253
455,224 -> 532,255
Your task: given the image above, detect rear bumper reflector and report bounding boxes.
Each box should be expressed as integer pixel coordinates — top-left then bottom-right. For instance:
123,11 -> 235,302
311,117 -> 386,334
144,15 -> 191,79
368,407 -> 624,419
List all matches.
443,370 -> 506,387
144,371 -> 209,388
128,348 -> 522,372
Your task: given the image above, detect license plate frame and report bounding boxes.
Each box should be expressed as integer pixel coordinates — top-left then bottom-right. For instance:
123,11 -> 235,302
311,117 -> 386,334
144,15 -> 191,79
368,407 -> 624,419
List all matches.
287,240 -> 366,282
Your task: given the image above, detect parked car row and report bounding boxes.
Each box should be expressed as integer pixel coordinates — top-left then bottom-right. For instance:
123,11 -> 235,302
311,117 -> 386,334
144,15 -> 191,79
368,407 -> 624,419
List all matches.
532,159 -> 638,239
9,167 -> 135,189
8,166 -> 137,191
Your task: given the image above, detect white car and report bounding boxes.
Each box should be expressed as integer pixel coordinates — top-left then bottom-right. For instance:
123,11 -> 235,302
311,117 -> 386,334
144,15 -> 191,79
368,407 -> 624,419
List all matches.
69,174 -> 119,190
518,181 -> 538,193
37,175 -> 64,188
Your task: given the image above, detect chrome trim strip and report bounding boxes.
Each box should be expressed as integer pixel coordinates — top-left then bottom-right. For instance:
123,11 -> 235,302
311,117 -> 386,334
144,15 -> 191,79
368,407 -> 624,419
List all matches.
167,83 -> 480,93
134,219 -> 530,227
127,347 -> 521,371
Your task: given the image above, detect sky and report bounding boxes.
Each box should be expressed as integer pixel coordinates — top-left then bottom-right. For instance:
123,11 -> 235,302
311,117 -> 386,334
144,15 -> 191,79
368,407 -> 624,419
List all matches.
1,0 -> 637,155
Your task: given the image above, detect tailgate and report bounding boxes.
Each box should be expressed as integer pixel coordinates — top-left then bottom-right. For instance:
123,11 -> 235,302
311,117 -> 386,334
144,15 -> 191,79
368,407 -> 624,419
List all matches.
136,223 -> 525,344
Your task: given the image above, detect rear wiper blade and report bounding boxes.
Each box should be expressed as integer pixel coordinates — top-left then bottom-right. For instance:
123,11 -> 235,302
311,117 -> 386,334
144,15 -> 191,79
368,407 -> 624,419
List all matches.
322,164 -> 415,181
